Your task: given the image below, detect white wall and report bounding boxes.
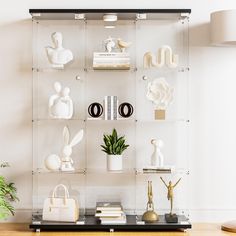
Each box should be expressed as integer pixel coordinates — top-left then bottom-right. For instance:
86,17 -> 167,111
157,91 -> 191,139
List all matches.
1,0 -> 236,223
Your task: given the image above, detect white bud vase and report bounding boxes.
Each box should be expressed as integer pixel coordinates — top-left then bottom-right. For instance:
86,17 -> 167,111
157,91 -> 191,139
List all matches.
151,139 -> 164,167
107,154 -> 123,171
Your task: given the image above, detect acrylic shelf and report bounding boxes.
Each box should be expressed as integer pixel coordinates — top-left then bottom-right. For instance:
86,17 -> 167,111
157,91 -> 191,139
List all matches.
135,168 -> 189,175
32,168 -> 86,175
136,118 -> 190,123
33,66 -> 189,74
86,168 -> 136,175
33,118 -> 189,123
32,67 -> 84,73
32,118 -> 85,122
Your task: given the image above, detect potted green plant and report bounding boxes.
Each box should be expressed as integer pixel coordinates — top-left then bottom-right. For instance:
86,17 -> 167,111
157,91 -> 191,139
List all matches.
0,162 -> 19,220
101,129 -> 129,171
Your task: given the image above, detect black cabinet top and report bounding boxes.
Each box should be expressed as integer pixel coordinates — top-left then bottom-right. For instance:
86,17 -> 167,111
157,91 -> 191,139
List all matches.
29,9 -> 191,20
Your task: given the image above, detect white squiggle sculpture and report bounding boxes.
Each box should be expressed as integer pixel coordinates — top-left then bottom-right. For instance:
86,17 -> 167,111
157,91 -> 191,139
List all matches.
143,45 -> 179,69
146,77 -> 173,110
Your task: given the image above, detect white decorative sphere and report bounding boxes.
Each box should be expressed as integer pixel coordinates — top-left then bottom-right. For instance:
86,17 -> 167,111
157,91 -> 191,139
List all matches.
44,154 -> 61,171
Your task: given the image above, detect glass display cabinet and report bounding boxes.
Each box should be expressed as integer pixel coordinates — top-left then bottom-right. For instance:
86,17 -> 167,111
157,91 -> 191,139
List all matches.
29,9 -> 191,232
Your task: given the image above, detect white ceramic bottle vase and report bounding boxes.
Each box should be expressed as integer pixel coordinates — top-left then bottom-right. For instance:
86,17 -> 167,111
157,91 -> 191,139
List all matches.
151,139 -> 164,167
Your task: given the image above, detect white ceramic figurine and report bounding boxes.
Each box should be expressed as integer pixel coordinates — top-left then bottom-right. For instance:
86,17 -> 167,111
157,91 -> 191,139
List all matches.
104,36 -> 116,53
46,32 -> 73,69
151,139 -> 164,167
117,38 -> 132,53
61,126 -> 84,171
48,82 -> 73,119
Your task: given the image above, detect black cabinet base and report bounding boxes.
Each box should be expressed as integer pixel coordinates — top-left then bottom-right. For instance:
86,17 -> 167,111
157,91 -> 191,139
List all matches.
29,215 -> 191,232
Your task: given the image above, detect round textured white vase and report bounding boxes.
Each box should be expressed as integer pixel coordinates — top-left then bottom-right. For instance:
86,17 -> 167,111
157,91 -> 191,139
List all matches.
107,155 -> 123,171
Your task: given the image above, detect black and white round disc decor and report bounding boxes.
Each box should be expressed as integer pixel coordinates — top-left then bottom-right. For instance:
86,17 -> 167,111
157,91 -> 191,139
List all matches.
118,103 -> 134,118
88,103 -> 103,118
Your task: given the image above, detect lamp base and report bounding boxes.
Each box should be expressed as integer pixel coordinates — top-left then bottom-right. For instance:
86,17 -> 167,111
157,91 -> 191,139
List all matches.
222,221 -> 236,233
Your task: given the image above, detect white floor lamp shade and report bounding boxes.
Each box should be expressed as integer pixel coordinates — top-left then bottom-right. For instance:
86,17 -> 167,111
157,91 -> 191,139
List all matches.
211,9 -> 236,46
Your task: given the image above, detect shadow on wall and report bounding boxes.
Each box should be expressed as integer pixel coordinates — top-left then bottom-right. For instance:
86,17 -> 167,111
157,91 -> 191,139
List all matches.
0,19 -> 32,164
189,22 -> 210,47
0,19 -> 32,77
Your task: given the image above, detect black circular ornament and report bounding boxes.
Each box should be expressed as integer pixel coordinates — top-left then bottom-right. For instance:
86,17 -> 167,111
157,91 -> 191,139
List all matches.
88,103 -> 103,118
118,103 -> 134,118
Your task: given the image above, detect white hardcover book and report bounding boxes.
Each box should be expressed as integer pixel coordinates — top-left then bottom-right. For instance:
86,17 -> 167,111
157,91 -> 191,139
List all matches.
100,214 -> 126,224
94,52 -> 130,58
96,202 -> 122,211
110,96 -> 114,120
107,96 -> 111,120
96,210 -> 123,214
113,96 -> 118,120
93,65 -> 131,70
94,57 -> 130,60
95,212 -> 122,217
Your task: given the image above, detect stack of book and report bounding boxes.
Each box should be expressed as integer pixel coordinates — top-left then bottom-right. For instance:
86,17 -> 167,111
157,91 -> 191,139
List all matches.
93,52 -> 130,70
95,202 -> 126,224
104,96 -> 118,120
143,166 -> 173,174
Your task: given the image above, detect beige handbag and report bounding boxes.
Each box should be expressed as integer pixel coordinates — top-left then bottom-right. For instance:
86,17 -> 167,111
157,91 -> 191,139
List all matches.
42,184 -> 79,222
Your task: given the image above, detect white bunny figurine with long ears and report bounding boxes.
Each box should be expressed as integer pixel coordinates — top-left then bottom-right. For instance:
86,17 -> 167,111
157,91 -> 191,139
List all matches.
60,126 -> 84,172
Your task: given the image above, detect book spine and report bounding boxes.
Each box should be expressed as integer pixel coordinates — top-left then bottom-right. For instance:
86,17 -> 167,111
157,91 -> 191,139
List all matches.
94,52 -> 130,57
113,96 -> 118,120
104,96 -> 108,120
107,96 -> 111,120
110,96 -> 114,120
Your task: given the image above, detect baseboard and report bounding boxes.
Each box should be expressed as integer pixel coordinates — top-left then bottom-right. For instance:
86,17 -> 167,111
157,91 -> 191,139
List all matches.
190,209 -> 236,223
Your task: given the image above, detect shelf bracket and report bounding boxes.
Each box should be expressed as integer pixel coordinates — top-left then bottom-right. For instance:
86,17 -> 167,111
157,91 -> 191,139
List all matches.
31,13 -> 41,18
180,13 -> 190,19
75,14 -> 86,20
136,13 -> 147,21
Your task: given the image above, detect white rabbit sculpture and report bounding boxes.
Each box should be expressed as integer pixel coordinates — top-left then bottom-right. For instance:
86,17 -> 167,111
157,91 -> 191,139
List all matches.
61,126 -> 84,172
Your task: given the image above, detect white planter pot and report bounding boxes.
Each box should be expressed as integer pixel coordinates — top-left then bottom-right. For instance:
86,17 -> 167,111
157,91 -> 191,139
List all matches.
107,155 -> 123,171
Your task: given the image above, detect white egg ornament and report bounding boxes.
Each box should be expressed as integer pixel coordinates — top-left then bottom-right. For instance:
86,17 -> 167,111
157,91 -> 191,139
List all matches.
44,154 -> 61,171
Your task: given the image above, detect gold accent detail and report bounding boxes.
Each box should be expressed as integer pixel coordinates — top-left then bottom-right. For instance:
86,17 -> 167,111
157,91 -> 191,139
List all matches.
155,110 -> 165,120
160,177 -> 181,215
142,181 -> 159,223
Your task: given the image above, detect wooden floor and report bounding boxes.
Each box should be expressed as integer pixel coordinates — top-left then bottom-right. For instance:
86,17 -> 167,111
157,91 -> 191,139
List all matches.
0,223 -> 235,236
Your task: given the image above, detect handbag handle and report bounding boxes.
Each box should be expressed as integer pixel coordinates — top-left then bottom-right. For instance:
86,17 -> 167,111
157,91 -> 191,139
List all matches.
51,184 -> 70,205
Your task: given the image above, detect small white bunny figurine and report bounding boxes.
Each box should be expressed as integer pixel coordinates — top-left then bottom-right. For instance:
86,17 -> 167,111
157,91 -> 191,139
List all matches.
60,126 -> 84,171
